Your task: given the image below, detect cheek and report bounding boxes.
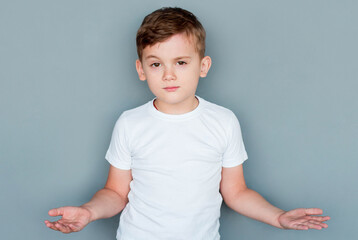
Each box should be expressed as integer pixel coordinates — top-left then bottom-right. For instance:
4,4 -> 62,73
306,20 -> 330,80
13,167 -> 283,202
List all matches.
180,66 -> 201,79
146,79 -> 162,92
144,68 -> 162,78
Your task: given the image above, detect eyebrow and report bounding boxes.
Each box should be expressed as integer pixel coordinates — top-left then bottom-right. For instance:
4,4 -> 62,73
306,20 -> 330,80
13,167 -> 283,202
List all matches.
145,55 -> 192,60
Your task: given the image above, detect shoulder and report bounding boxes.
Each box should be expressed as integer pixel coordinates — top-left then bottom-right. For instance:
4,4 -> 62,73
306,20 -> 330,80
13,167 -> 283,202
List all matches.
116,100 -> 151,123
110,101 -> 151,142
200,97 -> 244,141
200,97 -> 238,122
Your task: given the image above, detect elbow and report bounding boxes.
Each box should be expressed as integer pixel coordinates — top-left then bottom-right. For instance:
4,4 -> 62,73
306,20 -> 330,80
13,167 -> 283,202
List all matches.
122,195 -> 129,204
104,187 -> 129,204
222,186 -> 249,207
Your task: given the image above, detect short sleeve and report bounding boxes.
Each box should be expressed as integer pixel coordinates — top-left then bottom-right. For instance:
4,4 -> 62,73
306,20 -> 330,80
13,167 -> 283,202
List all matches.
105,112 -> 132,170
222,112 -> 248,168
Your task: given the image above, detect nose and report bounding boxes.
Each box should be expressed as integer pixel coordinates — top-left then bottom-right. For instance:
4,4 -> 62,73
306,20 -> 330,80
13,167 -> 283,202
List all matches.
163,66 -> 176,81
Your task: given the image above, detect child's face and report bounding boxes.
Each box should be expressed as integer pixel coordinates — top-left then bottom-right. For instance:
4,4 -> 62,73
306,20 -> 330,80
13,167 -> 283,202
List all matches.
136,33 -> 211,111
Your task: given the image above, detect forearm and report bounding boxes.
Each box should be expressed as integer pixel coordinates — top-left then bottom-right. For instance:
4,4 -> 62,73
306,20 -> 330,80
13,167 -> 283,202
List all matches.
81,188 -> 128,222
224,188 -> 285,229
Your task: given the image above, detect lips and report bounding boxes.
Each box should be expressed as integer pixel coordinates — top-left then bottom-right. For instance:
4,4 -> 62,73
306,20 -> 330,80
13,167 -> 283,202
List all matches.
164,86 -> 179,89
163,86 -> 179,92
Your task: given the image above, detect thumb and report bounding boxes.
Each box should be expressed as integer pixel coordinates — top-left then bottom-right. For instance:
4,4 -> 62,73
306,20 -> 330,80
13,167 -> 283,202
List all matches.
304,208 -> 323,215
48,207 -> 65,217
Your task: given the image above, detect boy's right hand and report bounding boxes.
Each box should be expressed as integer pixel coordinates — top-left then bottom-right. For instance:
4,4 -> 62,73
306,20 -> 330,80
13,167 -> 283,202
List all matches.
44,206 -> 92,233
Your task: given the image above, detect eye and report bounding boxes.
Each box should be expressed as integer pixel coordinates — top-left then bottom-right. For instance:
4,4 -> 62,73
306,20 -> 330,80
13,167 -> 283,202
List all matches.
150,63 -> 161,67
177,61 -> 187,65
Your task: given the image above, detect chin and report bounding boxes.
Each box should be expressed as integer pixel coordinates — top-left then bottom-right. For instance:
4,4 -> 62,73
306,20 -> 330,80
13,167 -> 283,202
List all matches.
156,95 -> 183,103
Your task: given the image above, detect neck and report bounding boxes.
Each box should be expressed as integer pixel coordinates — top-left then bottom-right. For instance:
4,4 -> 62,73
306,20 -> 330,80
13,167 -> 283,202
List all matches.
153,96 -> 199,114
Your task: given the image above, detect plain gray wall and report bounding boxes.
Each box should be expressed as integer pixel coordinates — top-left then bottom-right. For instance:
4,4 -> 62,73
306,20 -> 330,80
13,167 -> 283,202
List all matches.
1,0 -> 357,239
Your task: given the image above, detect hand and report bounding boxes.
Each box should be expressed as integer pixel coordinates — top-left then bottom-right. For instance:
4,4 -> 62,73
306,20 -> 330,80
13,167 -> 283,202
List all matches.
278,208 -> 330,230
44,206 -> 92,233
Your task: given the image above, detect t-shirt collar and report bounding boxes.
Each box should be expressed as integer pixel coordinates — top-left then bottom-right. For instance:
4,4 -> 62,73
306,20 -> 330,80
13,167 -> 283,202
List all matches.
148,95 -> 203,121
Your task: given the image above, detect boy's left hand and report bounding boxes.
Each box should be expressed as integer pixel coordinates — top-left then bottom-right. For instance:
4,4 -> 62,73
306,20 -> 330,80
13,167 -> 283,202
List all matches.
278,208 -> 330,230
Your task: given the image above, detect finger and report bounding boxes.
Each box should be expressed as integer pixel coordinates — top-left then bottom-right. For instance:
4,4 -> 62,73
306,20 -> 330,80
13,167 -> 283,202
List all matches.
49,225 -> 59,231
306,221 -> 323,230
60,222 -> 77,233
57,219 -> 76,226
292,224 -> 309,230
62,222 -> 82,232
308,220 -> 328,228
304,208 -> 323,216
54,222 -> 65,232
57,219 -> 66,225
307,216 -> 331,222
300,220 -> 324,230
48,207 -> 64,217
68,223 -> 80,232
46,222 -> 60,231
45,221 -> 55,228
44,220 -> 52,228
55,222 -> 72,233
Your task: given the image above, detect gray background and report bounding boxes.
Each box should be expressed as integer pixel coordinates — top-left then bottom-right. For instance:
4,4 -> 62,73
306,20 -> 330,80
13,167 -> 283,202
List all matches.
1,0 -> 357,239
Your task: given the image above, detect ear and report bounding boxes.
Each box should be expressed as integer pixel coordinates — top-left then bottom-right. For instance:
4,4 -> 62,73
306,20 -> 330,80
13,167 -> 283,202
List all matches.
199,56 -> 212,78
136,59 -> 146,81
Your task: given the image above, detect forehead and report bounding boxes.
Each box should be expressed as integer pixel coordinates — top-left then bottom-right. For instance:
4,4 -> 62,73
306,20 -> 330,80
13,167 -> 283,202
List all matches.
142,33 -> 198,60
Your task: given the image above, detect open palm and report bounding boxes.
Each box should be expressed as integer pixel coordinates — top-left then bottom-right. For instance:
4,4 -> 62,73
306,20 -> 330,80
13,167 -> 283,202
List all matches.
278,208 -> 330,230
44,206 -> 92,233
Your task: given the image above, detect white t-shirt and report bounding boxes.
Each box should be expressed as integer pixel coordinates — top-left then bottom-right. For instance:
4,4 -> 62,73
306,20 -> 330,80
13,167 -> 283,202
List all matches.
105,95 -> 248,240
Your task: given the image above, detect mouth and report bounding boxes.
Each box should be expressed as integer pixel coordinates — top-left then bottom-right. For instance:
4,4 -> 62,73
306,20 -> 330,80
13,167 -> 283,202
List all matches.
163,86 -> 180,92
164,86 -> 179,89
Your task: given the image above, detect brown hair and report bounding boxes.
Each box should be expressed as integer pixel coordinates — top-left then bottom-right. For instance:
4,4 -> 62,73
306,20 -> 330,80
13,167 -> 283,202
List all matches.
136,7 -> 206,61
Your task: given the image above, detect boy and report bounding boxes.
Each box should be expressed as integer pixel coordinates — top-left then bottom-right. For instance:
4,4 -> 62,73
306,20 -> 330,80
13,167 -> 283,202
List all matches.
44,7 -> 330,239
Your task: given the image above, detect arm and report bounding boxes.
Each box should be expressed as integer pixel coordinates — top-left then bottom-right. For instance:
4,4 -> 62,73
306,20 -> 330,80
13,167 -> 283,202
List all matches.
82,165 -> 132,221
220,165 -> 330,230
45,165 -> 132,233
